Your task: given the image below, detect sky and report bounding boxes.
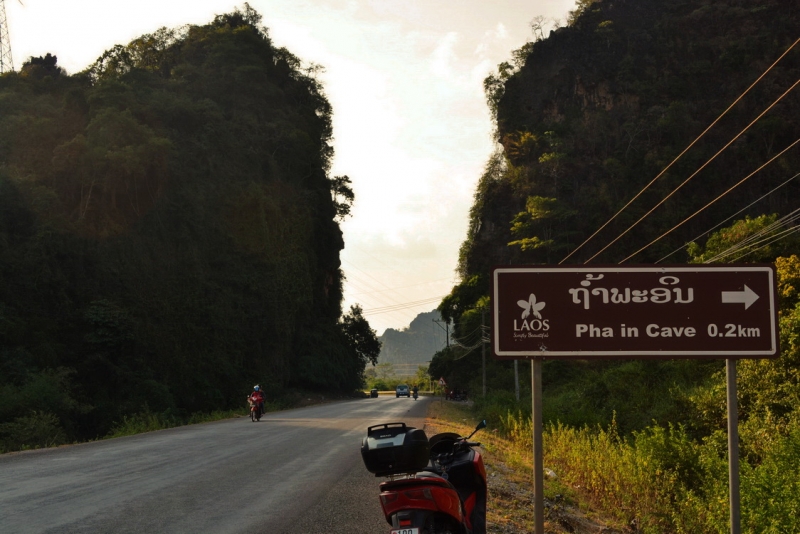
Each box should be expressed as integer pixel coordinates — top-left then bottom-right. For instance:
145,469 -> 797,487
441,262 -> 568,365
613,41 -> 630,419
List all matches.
6,0 -> 578,335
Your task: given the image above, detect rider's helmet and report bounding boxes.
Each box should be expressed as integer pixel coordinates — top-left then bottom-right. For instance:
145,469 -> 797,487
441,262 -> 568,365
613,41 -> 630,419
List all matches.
254,385 -> 260,391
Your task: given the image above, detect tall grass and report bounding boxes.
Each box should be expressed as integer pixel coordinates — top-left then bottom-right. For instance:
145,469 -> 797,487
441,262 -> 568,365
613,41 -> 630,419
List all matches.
497,411 -> 800,533
105,407 -> 255,438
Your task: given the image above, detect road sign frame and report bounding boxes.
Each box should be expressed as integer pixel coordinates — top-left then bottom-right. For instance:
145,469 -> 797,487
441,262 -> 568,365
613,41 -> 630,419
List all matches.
492,264 -> 779,359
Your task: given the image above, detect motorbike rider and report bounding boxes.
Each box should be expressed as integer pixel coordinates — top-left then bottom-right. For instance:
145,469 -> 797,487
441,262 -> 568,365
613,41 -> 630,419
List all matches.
248,385 -> 265,416
412,384 -> 419,399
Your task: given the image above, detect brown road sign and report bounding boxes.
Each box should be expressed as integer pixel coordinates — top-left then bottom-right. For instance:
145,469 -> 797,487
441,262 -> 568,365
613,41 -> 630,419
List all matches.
491,265 -> 779,359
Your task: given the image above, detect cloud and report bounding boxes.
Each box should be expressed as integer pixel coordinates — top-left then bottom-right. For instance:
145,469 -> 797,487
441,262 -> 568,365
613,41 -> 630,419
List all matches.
429,31 -> 460,77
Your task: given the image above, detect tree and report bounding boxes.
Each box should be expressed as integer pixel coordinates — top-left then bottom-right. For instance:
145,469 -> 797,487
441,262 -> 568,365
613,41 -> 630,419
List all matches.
340,304 -> 381,367
777,255 -> 800,313
376,362 -> 395,381
508,195 -> 578,262
530,15 -> 548,42
20,53 -> 63,79
687,215 -> 800,265
567,0 -> 599,26
329,175 -> 354,221
414,365 -> 430,390
438,275 -> 486,338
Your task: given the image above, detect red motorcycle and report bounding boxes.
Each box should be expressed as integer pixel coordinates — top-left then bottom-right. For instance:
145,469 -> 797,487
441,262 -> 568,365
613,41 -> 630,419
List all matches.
361,420 -> 487,534
248,396 -> 261,422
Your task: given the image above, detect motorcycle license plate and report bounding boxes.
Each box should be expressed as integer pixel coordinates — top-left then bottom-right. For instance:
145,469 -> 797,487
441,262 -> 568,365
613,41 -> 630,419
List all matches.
390,529 -> 418,534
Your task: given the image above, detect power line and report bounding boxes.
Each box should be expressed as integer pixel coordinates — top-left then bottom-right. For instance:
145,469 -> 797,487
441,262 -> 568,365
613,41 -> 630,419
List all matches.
560,37 -> 800,264
703,207 -> 800,264
708,209 -> 800,262
451,323 -> 485,345
728,226 -> 800,263
720,224 -> 800,263
452,340 -> 486,360
656,171 -> 800,263
619,137 -> 800,263
593,78 -> 800,264
342,258 -> 423,326
348,276 -> 453,298
362,295 -> 446,315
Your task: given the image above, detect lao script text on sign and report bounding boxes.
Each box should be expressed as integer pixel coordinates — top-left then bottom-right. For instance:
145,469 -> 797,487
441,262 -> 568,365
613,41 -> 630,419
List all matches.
492,265 -> 779,359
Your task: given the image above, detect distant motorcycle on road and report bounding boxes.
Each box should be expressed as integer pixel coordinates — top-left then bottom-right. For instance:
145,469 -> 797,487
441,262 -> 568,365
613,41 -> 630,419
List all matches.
248,397 -> 262,422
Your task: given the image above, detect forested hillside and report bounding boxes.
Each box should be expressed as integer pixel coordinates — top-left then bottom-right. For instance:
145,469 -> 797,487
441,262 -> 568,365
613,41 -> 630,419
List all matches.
432,0 -> 800,530
478,0 -> 798,272
435,0 -> 800,388
0,6 -> 378,451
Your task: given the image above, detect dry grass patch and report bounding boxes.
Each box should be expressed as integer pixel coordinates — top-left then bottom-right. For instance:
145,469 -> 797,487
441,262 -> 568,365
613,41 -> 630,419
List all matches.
425,399 -> 627,534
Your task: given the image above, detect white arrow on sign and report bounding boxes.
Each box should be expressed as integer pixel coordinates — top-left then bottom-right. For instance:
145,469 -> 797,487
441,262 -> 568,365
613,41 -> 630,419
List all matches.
721,285 -> 759,309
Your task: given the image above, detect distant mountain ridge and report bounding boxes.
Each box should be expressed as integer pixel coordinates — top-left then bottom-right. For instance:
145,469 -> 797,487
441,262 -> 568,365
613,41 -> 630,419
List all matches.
378,311 -> 448,366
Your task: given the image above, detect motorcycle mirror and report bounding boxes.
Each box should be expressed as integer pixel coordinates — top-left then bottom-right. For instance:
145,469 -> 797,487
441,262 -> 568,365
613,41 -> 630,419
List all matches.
466,419 -> 487,440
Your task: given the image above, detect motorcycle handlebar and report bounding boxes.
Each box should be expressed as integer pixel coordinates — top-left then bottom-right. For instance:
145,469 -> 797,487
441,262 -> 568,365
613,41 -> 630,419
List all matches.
433,440 -> 480,458
430,443 -> 480,469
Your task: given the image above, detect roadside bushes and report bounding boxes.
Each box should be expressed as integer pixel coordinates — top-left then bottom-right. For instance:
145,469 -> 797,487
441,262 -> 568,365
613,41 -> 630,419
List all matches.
104,407 -> 244,438
0,411 -> 67,453
496,409 -> 800,533
0,366 -> 86,452
738,417 -> 800,533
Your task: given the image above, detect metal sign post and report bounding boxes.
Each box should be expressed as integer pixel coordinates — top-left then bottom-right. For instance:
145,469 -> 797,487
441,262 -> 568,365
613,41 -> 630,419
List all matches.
727,359 -> 741,534
531,358 -> 544,534
491,265 -> 779,534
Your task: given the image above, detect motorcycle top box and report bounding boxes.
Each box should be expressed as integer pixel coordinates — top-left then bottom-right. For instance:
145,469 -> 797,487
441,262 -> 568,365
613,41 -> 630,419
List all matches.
361,423 -> 429,477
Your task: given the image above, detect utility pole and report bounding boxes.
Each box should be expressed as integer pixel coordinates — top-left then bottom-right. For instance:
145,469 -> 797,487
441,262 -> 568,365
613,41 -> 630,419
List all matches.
481,308 -> 486,397
0,0 -> 13,73
433,318 -> 450,348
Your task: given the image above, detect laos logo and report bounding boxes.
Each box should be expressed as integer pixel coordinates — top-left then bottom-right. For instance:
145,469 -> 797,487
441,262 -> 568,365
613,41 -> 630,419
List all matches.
514,293 -> 549,339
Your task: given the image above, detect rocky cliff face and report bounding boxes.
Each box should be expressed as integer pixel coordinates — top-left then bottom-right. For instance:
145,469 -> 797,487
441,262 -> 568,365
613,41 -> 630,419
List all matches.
378,311 -> 447,366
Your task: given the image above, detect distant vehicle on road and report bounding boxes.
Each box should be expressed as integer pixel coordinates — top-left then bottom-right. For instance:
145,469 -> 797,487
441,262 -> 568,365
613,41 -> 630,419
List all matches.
370,388 -> 379,398
395,384 -> 410,398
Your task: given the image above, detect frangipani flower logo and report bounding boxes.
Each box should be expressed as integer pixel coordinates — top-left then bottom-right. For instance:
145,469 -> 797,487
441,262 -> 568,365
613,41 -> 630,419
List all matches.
517,293 -> 545,319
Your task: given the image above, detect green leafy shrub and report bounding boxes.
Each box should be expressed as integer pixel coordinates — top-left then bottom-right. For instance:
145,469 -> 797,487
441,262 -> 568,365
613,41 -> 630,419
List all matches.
740,417 -> 800,533
0,411 -> 67,452
494,408 -> 800,533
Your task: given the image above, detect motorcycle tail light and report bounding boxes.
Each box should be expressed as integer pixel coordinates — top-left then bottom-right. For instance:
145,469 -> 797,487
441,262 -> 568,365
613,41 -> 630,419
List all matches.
403,488 -> 435,501
381,493 -> 400,506
380,493 -> 400,506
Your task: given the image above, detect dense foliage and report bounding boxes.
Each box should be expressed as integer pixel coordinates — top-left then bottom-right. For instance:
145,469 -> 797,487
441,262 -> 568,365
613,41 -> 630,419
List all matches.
433,0 -> 800,531
0,6 -> 379,451
435,0 -> 800,404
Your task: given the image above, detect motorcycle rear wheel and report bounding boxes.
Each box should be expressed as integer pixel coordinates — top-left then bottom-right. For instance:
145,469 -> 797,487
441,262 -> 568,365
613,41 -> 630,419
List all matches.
424,524 -> 459,533
423,513 -> 462,534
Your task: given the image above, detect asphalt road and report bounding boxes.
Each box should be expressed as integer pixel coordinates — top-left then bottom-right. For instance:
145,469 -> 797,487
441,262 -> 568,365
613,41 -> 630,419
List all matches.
0,395 -> 432,533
